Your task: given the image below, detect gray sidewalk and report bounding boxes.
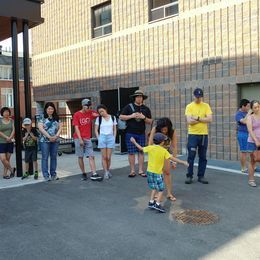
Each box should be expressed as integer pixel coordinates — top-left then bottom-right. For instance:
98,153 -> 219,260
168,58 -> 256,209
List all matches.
0,151 -> 131,190
1,151 -> 260,190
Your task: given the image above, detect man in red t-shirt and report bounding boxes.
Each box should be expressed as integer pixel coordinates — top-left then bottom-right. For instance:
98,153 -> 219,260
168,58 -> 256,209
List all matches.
73,99 -> 102,181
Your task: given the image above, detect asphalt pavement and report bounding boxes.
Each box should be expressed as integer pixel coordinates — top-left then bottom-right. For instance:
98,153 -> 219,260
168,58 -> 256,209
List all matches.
0,157 -> 260,260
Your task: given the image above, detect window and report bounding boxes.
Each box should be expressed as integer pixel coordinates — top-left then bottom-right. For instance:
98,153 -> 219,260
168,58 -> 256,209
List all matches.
0,65 -> 12,80
92,2 -> 112,38
1,88 -> 13,108
59,101 -> 67,108
149,0 -> 179,21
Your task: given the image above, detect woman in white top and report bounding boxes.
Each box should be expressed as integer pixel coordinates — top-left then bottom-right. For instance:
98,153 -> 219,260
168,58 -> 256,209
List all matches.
95,105 -> 117,179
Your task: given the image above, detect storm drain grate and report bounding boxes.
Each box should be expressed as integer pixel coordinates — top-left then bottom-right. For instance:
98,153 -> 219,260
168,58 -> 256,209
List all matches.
173,209 -> 219,225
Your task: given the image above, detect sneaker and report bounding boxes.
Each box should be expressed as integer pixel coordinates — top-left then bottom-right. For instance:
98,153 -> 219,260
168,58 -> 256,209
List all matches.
248,180 -> 257,187
21,172 -> 29,180
81,173 -> 87,181
198,177 -> 209,184
185,177 -> 193,184
148,201 -> 156,209
154,203 -> 166,213
44,177 -> 51,182
34,172 -> 38,180
10,167 -> 16,178
90,173 -> 103,181
51,175 -> 59,181
104,172 -> 109,180
241,169 -> 248,174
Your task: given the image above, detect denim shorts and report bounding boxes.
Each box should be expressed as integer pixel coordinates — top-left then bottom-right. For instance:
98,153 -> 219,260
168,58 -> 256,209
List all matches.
247,142 -> 258,152
74,139 -> 94,157
237,132 -> 248,152
125,133 -> 145,154
98,134 -> 115,149
147,171 -> 165,192
0,143 -> 14,154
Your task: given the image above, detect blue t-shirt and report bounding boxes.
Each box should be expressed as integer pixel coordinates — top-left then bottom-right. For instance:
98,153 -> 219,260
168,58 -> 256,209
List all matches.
38,116 -> 60,142
235,111 -> 248,133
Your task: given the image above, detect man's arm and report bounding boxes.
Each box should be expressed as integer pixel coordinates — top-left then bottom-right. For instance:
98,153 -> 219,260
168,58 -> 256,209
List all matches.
199,114 -> 212,123
186,115 -> 200,125
119,113 -> 136,121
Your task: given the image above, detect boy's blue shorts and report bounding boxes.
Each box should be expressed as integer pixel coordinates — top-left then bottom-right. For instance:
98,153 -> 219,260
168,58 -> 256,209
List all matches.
237,132 -> 248,152
147,171 -> 164,192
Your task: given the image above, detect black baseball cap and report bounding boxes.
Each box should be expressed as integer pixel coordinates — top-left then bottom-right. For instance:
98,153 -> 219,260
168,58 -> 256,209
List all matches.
193,88 -> 204,98
153,133 -> 168,145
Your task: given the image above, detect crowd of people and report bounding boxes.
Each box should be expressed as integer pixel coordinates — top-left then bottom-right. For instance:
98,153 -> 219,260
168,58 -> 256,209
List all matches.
0,88 -> 259,213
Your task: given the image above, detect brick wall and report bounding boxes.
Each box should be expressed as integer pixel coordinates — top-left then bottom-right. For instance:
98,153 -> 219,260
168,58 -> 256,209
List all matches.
0,80 -> 36,119
32,0 -> 260,160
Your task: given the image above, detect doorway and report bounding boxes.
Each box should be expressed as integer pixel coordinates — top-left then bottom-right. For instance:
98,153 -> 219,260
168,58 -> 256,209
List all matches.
100,87 -> 139,153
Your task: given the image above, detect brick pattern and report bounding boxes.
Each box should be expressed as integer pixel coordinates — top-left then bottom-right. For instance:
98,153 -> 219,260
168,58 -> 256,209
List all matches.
32,0 -> 260,160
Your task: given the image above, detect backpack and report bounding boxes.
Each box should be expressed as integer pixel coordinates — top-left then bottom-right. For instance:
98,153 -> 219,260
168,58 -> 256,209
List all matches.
118,103 -> 135,130
98,115 -> 116,134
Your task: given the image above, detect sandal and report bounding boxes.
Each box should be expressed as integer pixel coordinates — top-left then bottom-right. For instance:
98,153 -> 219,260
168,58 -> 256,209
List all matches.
167,195 -> 177,202
248,180 -> 257,187
128,172 -> 136,178
138,172 -> 147,177
3,176 -> 10,179
10,167 -> 16,178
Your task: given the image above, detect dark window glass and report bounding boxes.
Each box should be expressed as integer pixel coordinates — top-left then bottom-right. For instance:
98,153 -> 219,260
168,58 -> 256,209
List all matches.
151,0 -> 177,9
93,4 -> 111,27
150,0 -> 178,21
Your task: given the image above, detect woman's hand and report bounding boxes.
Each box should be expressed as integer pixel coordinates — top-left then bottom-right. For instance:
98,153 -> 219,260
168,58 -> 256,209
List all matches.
5,137 -> 12,142
49,136 -> 56,142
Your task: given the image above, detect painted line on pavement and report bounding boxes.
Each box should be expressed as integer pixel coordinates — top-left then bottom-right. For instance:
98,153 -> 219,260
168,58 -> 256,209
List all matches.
194,163 -> 260,177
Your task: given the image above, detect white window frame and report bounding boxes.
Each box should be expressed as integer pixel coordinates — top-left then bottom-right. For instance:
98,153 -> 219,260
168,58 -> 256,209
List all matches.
1,88 -> 14,108
150,0 -> 179,22
93,22 -> 112,38
92,2 -> 112,38
59,101 -> 67,108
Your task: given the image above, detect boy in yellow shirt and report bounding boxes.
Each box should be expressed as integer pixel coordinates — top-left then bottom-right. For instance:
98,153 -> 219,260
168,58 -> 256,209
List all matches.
130,133 -> 188,213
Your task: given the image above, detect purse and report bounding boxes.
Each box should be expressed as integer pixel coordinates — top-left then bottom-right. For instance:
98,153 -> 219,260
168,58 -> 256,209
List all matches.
252,150 -> 260,162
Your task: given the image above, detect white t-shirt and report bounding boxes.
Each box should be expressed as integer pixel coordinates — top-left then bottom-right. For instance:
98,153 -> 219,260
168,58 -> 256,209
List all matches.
95,115 -> 117,135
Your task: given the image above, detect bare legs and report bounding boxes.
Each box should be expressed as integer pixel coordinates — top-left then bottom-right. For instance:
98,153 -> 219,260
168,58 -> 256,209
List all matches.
240,152 -> 247,171
128,152 -> 144,175
78,156 -> 96,174
248,154 -> 256,182
0,153 -> 13,177
101,148 -> 113,172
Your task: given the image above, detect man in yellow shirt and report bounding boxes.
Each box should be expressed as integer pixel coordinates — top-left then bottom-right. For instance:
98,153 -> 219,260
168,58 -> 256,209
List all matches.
130,133 -> 188,213
185,88 -> 213,184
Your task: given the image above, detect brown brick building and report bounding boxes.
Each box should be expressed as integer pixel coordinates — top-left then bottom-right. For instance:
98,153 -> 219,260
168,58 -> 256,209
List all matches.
32,0 -> 260,160
0,51 -> 36,118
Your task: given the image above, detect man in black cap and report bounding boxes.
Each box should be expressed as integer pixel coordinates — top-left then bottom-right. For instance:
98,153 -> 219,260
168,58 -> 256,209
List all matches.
119,90 -> 152,177
185,88 -> 213,184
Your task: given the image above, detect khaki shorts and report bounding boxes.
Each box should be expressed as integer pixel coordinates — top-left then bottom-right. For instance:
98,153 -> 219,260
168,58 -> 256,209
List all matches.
74,139 -> 94,157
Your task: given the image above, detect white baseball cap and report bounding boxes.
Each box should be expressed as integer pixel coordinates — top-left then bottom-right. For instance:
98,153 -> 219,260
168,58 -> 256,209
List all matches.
23,118 -> 32,125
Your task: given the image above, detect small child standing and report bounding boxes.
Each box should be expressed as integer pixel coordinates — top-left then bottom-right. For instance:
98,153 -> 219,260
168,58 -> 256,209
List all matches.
21,118 -> 39,180
131,133 -> 188,213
